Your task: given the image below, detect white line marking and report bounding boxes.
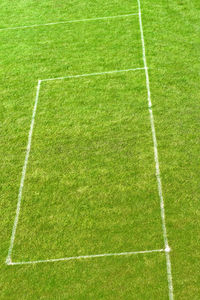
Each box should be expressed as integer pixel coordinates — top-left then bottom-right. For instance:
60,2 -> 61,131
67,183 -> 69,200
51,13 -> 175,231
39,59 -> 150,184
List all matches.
137,1 -> 174,299
5,67 -> 144,265
6,80 -> 41,265
0,13 -> 139,31
42,67 -> 145,82
7,249 -> 166,265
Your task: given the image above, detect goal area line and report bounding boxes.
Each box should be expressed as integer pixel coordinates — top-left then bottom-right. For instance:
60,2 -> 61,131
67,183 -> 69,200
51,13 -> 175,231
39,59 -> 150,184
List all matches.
0,12 -> 139,31
7,248 -> 170,266
5,66 -> 145,266
41,67 -> 145,82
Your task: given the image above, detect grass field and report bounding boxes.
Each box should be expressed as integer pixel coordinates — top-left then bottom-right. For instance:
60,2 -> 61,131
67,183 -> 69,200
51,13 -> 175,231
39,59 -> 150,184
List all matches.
0,0 -> 200,299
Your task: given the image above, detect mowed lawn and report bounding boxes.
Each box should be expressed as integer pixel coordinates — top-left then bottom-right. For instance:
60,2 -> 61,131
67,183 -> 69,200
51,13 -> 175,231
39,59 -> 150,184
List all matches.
0,0 -> 199,299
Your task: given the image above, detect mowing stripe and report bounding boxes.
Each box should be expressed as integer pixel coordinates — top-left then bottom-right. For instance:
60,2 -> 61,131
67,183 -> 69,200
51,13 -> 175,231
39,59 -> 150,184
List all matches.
42,67 -> 145,82
7,249 -> 166,265
0,13 -> 139,31
137,1 -> 174,299
6,80 -> 42,265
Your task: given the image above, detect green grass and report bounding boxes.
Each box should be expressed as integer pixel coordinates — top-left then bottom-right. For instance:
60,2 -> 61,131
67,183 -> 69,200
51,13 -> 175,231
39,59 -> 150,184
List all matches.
0,0 -> 200,299
13,71 -> 163,261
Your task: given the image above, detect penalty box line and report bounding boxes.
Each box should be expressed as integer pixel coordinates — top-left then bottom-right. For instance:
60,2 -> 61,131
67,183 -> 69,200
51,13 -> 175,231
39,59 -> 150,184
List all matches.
137,0 -> 174,299
41,67 -> 146,82
0,12 -> 139,31
7,248 -> 170,266
6,67 -> 145,266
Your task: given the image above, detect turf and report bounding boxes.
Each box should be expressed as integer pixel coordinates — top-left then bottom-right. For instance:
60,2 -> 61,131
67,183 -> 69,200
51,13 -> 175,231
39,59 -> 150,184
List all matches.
13,71 -> 164,261
0,0 -> 200,299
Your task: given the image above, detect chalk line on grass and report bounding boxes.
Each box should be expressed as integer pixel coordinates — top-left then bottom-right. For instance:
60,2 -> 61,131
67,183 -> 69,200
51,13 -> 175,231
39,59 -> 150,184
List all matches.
6,80 -> 41,265
7,248 -> 167,266
137,0 -> 174,299
0,13 -> 139,31
41,67 -> 145,82
5,67 -> 145,265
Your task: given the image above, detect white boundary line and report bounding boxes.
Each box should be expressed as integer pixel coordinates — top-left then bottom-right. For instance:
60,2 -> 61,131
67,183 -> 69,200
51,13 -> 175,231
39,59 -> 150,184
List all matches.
6,80 -> 41,265
137,0 -> 174,299
0,13 -> 138,31
41,67 -> 145,82
6,67 -> 144,265
8,249 -> 167,266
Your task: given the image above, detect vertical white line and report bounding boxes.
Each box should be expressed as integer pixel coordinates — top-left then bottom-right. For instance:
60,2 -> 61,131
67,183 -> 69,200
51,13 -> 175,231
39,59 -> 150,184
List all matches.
137,0 -> 174,299
6,80 -> 41,264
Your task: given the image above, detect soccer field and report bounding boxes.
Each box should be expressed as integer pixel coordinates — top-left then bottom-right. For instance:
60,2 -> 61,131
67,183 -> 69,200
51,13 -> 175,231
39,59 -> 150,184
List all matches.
0,0 -> 199,299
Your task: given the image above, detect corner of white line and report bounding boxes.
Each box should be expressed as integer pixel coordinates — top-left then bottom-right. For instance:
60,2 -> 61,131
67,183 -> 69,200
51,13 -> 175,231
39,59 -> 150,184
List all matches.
6,257 -> 13,265
165,245 -> 171,253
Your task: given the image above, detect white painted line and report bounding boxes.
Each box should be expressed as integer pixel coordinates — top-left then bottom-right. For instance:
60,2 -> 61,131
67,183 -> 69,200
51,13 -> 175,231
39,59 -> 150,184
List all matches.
5,66 -> 144,265
7,249 -> 166,266
6,80 -> 42,265
0,13 -> 139,31
42,67 -> 145,82
137,1 -> 174,299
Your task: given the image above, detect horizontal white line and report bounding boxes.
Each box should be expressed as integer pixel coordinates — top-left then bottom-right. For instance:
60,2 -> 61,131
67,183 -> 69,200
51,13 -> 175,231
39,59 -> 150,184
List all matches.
41,67 -> 146,82
7,248 -> 168,266
0,13 -> 139,31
